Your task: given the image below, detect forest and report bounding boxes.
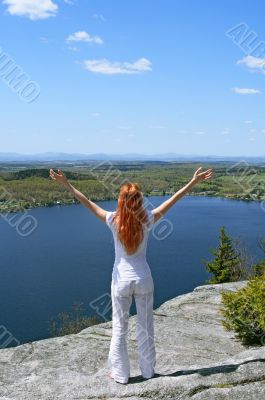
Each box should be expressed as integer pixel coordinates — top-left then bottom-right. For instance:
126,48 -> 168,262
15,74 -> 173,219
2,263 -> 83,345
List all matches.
0,161 -> 264,213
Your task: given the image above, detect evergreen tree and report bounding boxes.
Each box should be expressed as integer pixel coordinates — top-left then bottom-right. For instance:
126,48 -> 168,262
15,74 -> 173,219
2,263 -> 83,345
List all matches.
251,238 -> 265,277
252,259 -> 265,277
203,226 -> 242,284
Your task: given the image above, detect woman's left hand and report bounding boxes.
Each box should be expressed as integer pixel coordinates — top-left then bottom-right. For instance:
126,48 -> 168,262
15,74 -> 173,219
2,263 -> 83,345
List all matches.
192,167 -> 213,184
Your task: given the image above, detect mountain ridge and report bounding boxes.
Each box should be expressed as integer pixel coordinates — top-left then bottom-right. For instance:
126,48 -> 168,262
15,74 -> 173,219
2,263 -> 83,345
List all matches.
0,152 -> 265,163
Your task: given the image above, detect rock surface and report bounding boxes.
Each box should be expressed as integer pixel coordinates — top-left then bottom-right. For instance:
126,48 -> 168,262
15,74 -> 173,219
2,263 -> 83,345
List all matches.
0,281 -> 265,399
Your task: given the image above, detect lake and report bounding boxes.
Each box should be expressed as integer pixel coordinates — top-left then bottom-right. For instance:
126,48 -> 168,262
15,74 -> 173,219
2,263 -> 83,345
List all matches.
0,195 -> 264,347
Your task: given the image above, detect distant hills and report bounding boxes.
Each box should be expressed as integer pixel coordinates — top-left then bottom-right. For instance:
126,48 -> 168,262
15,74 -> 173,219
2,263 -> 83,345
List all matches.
0,152 -> 264,163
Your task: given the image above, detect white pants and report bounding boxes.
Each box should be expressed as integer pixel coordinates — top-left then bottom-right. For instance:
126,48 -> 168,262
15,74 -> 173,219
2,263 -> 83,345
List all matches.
107,276 -> 156,383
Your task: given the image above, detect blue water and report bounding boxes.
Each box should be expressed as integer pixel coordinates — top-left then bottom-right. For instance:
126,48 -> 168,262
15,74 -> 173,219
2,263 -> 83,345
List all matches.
0,196 -> 264,347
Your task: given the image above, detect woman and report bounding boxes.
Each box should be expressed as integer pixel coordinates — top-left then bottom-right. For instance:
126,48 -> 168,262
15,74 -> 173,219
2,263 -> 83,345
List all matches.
49,166 -> 212,384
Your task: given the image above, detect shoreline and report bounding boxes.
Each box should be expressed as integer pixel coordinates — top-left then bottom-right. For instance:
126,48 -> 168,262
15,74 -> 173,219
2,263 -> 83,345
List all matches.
1,191 -> 264,215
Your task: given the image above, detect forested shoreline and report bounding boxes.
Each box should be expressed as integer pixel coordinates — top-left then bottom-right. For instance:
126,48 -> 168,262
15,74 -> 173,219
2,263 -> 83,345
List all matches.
0,161 -> 264,213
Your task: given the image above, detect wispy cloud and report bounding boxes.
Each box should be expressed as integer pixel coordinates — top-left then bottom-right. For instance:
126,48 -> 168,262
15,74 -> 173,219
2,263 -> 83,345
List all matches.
83,58 -> 152,75
244,120 -> 253,124
249,137 -> 256,141
40,36 -> 49,44
92,13 -> 105,21
237,56 -> 265,74
194,131 -> 206,135
90,112 -> 100,117
66,31 -> 103,45
119,126 -> 132,130
221,128 -> 230,135
232,87 -> 261,94
67,46 -> 79,52
3,0 -> 58,20
148,125 -> 166,129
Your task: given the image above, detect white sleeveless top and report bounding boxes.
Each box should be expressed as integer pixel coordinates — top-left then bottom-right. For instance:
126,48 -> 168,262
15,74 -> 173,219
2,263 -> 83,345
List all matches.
106,210 -> 155,281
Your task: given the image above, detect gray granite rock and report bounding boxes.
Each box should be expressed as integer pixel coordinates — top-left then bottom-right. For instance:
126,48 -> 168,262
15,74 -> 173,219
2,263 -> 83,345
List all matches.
0,281 -> 264,399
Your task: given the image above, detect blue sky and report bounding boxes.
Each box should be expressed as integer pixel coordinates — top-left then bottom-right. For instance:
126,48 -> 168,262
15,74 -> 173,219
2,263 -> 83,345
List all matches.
0,0 -> 265,156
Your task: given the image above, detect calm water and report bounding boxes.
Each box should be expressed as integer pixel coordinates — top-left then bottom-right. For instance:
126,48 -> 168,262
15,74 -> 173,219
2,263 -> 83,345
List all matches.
0,196 -> 264,346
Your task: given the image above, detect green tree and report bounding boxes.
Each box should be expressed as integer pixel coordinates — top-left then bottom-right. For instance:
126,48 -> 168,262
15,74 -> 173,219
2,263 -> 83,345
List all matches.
252,260 -> 265,277
251,238 -> 265,278
203,226 -> 243,284
220,274 -> 265,345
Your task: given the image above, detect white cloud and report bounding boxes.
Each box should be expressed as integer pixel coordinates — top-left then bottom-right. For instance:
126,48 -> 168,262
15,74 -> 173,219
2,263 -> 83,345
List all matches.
237,56 -> 265,73
92,13 -> 105,21
40,36 -> 49,43
3,0 -> 58,20
83,58 -> 152,75
194,131 -> 206,135
64,0 -> 74,4
262,129 -> 265,133
232,87 -> 261,94
221,129 -> 230,135
148,125 -> 166,129
244,120 -> 253,124
66,31 -> 103,45
90,112 -> 100,117
67,46 -> 79,52
249,137 -> 256,141
128,133 -> 136,137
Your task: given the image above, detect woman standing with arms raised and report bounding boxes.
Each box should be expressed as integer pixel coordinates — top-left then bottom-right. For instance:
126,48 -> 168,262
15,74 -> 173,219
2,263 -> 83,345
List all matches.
49,166 -> 212,384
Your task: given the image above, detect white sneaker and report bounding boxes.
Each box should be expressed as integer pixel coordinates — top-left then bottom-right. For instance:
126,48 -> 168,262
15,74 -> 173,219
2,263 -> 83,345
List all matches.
109,372 -> 129,384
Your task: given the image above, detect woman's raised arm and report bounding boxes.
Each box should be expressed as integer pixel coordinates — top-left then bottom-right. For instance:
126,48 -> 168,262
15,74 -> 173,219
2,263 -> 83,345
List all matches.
49,169 -> 107,222
151,167 -> 213,223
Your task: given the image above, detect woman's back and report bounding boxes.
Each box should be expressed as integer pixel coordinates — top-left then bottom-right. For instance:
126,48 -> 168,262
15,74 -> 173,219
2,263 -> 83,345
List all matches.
106,209 -> 155,281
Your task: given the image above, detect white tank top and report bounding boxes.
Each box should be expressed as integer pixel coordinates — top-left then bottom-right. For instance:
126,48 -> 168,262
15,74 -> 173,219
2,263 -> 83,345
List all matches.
106,210 -> 155,281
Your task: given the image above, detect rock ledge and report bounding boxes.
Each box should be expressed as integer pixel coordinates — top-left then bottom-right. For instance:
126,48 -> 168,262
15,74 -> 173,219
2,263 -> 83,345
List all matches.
1,281 -> 265,399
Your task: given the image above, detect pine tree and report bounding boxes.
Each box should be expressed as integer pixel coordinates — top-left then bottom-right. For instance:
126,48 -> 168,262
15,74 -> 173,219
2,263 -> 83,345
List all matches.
251,238 -> 265,278
252,259 -> 265,277
203,226 -> 242,284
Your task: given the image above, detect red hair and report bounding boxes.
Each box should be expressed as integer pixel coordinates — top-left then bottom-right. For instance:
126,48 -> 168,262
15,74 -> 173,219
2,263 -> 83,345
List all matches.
113,182 -> 148,255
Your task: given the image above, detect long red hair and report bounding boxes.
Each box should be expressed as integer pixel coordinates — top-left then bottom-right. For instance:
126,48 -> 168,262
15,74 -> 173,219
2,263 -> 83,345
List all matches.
113,182 -> 148,254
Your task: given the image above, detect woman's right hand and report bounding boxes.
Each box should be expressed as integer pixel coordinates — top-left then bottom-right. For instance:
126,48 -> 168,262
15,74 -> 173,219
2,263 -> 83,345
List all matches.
49,169 -> 68,185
